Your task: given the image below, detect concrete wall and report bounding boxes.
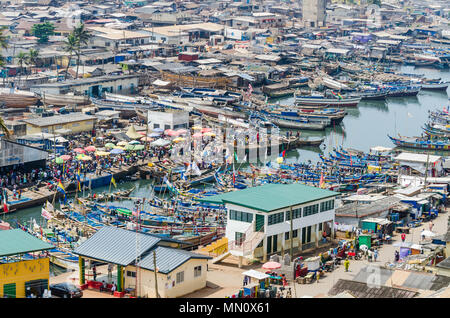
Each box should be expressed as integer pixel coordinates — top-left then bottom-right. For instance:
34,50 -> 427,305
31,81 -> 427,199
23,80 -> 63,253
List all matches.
147,110 -> 189,130
0,139 -> 48,168
0,258 -> 49,298
26,119 -> 95,135
124,258 -> 208,298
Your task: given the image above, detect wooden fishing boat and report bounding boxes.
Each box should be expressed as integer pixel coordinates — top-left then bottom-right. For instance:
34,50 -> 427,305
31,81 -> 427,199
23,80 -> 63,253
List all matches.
40,93 -> 90,106
294,95 -> 361,107
421,81 -> 449,91
268,116 -> 326,130
0,88 -> 38,108
388,134 -> 450,150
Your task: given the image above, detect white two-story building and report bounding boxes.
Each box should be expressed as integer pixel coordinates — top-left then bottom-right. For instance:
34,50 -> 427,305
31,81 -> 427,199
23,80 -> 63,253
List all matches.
201,183 -> 338,266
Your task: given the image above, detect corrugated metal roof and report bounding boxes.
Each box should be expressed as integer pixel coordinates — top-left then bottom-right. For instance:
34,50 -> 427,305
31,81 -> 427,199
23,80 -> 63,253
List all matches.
74,227 -> 160,266
198,183 -> 338,212
137,246 -> 211,274
22,113 -> 96,127
0,229 -> 53,257
329,279 -> 417,298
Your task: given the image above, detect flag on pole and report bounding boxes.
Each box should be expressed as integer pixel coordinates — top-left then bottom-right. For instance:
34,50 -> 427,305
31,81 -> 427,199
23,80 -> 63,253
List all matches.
3,200 -> 8,213
111,175 -> 117,188
319,172 -> 325,189
41,208 -> 53,220
46,201 -> 54,212
234,151 -> 239,162
56,181 -> 66,195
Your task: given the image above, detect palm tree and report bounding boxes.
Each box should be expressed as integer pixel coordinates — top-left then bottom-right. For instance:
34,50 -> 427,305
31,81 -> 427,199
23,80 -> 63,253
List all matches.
0,116 -> 10,139
27,49 -> 39,72
16,52 -> 28,87
64,33 -> 77,80
72,23 -> 91,78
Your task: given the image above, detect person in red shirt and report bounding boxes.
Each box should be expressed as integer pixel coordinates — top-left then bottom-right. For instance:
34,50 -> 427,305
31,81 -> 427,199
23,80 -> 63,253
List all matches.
401,233 -> 406,242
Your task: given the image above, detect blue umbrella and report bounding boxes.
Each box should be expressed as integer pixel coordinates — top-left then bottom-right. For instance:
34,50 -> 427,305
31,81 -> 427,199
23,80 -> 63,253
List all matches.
110,148 -> 125,154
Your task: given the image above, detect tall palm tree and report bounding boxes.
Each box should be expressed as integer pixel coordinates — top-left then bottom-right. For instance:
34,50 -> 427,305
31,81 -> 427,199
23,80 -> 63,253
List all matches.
16,52 -> 28,87
64,33 -> 77,80
72,23 -> 91,78
27,48 -> 39,72
0,116 -> 10,139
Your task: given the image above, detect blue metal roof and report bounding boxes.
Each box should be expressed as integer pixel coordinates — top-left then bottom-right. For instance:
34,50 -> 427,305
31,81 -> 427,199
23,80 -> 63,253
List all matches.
137,246 -> 211,274
74,227 -> 161,266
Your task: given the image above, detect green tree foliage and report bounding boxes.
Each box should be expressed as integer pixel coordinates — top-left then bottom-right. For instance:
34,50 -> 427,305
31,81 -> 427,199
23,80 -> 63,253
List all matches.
32,22 -> 55,44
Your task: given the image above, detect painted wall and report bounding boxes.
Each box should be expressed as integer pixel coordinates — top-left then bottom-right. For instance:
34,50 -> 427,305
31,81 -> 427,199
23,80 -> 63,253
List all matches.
26,120 -> 95,135
124,258 -> 208,298
0,258 -> 49,298
0,139 -> 48,168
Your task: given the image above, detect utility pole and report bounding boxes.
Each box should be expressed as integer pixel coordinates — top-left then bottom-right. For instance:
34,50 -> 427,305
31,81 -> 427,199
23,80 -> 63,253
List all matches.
290,205 -> 293,258
153,251 -> 160,298
424,152 -> 430,189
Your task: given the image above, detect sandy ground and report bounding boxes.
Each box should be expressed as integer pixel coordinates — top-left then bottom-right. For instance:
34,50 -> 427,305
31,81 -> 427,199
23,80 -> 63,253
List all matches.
50,210 -> 448,298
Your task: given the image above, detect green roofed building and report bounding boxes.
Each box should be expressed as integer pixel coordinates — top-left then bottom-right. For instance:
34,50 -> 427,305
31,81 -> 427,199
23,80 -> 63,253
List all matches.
0,229 -> 53,298
198,183 -> 339,264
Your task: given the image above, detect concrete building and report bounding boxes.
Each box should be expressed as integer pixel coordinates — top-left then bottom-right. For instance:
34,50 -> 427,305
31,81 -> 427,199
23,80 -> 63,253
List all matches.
303,0 -> 327,28
30,75 -> 139,97
0,138 -> 49,170
201,184 -> 338,266
87,27 -> 151,50
74,226 -> 211,298
22,113 -> 96,135
0,229 -> 53,298
147,109 -> 189,131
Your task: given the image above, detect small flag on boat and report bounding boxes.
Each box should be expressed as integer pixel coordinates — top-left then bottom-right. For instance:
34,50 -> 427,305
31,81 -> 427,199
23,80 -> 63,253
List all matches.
46,201 -> 54,212
234,151 -> 239,162
41,208 -> 52,220
110,176 -> 117,188
280,150 -> 286,158
319,172 -> 325,189
56,181 -> 66,195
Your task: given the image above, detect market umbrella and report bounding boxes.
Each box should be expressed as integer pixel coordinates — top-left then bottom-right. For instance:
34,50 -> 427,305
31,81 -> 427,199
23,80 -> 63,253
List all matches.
129,140 -> 141,145
204,132 -> 216,137
175,129 -> 188,135
126,125 -> 142,140
138,131 -> 146,136
165,130 -> 179,137
114,145 -> 126,150
152,128 -> 164,133
95,151 -> 110,156
192,126 -> 202,130
105,143 -> 116,149
201,127 -> 212,133
110,148 -> 125,155
149,132 -> 161,137
76,154 -> 92,161
134,145 -> 144,151
73,148 -> 85,154
54,157 -> 64,164
151,139 -> 171,147
84,146 -> 96,152
117,141 -> 128,146
421,230 -> 436,238
261,261 -> 281,270
173,137 -> 186,143
60,155 -> 71,161
140,136 -> 153,142
193,132 -> 203,138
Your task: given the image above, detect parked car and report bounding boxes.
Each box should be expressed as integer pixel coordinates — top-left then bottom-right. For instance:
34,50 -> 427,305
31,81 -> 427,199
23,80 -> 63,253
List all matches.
49,282 -> 83,298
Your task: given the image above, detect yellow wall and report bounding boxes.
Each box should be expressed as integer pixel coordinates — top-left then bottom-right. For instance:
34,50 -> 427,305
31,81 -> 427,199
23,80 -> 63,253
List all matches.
0,258 -> 50,298
125,258 -> 208,298
26,120 -> 95,135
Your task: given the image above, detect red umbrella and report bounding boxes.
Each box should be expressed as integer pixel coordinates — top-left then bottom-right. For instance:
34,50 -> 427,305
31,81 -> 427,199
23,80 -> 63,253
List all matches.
84,146 -> 96,152
262,261 -> 281,270
73,148 -> 86,154
201,127 -> 212,133
60,155 -> 72,161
